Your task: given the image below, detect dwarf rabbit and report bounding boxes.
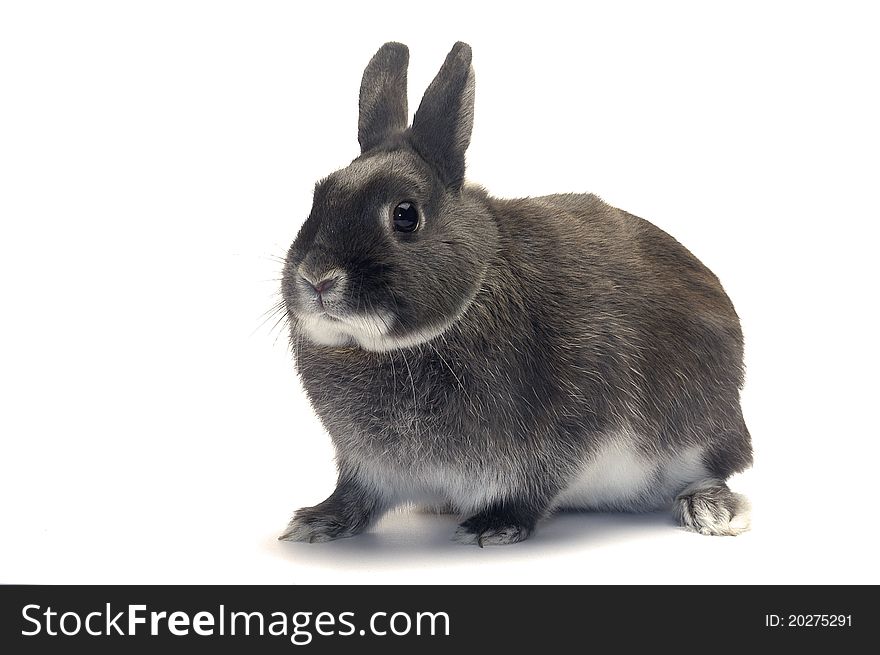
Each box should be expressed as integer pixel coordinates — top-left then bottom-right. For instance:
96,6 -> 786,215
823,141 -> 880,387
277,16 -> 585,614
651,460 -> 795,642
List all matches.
279,42 -> 752,546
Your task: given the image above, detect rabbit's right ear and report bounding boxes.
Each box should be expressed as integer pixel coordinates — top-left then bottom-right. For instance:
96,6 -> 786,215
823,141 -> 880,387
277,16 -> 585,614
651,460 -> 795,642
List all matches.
358,42 -> 409,153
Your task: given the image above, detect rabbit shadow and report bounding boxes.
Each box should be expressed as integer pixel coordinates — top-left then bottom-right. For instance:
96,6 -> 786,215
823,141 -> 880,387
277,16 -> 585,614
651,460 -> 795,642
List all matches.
270,508 -> 680,569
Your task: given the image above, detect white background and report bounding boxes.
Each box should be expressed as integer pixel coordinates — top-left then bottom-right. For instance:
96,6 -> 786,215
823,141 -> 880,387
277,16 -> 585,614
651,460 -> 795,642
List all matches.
1,1 -> 878,584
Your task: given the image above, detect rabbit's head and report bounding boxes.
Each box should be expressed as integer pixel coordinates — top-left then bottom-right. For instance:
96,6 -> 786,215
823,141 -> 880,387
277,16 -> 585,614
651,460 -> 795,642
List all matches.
283,42 -> 496,352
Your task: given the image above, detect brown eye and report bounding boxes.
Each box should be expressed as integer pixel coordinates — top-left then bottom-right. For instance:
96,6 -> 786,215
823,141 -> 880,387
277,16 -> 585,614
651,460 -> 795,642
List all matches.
392,201 -> 419,232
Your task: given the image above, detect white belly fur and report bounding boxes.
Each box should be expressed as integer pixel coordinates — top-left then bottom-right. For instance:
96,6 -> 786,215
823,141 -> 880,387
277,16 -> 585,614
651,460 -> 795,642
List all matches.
352,432 -> 707,514
553,435 -> 707,512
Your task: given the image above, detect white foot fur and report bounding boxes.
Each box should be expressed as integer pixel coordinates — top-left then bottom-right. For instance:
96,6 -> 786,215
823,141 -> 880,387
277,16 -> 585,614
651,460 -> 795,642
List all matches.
674,479 -> 751,536
278,510 -> 361,543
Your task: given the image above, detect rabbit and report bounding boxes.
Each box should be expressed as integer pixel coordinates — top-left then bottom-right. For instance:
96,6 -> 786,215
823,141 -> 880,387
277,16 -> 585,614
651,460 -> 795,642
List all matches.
278,41 -> 752,546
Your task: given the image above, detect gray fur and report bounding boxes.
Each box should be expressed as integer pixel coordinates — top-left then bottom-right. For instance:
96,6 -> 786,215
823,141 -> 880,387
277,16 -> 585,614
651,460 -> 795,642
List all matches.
358,42 -> 409,153
279,43 -> 753,546
410,42 -> 475,190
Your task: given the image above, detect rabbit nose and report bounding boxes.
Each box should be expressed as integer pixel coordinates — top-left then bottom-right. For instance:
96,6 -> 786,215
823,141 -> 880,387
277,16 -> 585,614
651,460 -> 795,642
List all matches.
297,265 -> 346,301
311,277 -> 338,295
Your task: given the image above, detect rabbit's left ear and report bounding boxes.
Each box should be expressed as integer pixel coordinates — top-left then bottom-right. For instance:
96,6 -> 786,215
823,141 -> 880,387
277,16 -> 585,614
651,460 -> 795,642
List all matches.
410,42 -> 474,192
359,42 -> 410,153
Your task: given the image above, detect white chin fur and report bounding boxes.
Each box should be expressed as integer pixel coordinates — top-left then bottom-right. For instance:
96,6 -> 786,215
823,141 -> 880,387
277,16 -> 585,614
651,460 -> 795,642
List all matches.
294,263 -> 484,352
296,312 -> 388,349
296,310 -> 459,353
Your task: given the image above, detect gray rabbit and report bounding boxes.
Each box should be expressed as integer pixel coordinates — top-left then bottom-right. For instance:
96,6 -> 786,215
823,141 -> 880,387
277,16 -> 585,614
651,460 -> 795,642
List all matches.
279,42 -> 752,546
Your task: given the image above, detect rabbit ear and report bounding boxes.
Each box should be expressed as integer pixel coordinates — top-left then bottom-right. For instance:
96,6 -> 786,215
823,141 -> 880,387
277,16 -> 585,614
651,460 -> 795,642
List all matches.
358,42 -> 409,153
410,42 -> 474,191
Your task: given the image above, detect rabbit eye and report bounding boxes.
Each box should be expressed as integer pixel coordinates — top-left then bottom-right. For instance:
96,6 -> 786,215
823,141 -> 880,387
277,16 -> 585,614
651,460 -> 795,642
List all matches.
392,202 -> 419,232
